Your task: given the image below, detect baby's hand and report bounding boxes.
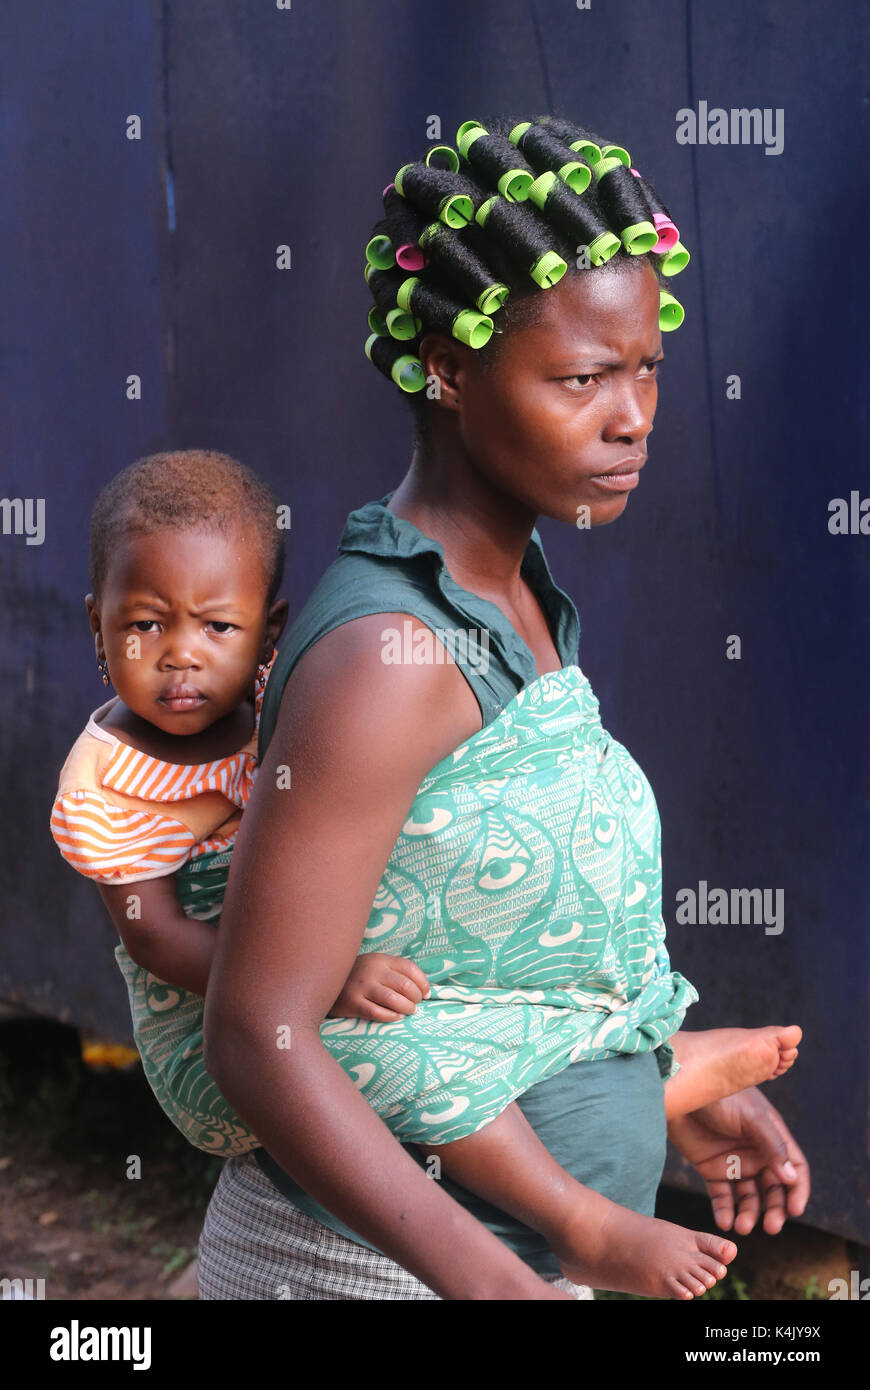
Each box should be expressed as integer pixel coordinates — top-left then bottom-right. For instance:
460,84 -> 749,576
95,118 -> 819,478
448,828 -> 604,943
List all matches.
327,953 -> 431,1022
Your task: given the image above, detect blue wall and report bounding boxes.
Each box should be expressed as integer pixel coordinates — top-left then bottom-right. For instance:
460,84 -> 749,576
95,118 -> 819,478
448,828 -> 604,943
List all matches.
1,0 -> 866,1242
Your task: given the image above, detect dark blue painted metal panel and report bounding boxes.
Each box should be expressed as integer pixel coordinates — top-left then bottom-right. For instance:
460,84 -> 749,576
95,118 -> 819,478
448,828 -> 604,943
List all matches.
1,0 -> 866,1240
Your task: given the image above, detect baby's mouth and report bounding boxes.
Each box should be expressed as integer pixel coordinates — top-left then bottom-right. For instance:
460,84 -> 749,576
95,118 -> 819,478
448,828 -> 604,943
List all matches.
158,686 -> 207,711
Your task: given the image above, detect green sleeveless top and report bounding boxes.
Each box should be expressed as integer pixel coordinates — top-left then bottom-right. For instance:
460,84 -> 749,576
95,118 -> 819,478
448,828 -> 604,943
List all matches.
259,491 -> 582,747
253,492 -> 695,1268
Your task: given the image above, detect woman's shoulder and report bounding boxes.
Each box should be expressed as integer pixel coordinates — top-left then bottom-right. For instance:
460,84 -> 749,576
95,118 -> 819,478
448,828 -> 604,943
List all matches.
259,544 -> 465,756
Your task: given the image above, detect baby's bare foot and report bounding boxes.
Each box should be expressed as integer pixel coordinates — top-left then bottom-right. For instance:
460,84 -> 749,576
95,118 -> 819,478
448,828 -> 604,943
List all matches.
552,1198 -> 738,1299
665,1025 -> 802,1118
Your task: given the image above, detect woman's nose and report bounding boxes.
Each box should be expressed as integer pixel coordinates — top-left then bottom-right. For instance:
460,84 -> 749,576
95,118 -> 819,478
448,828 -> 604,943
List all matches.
605,383 -> 655,442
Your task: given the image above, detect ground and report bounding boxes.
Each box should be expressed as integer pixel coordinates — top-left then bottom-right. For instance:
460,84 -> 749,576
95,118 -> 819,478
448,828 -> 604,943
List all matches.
0,1017 -> 852,1301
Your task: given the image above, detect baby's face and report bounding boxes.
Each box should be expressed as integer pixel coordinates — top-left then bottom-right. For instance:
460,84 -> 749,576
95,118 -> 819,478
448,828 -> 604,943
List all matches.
91,524 -> 272,736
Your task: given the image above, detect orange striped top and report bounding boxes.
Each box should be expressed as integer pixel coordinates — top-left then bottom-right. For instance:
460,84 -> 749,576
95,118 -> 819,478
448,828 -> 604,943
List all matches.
50,655 -> 274,884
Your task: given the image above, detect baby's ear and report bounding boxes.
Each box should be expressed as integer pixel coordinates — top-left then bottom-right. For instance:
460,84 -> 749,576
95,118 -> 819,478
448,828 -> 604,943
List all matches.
85,595 -> 103,654
266,598 -> 289,648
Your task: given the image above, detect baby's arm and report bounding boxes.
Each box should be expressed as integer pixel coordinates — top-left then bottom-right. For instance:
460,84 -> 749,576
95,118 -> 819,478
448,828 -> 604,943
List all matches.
97,876 -> 217,996
98,880 -> 433,1018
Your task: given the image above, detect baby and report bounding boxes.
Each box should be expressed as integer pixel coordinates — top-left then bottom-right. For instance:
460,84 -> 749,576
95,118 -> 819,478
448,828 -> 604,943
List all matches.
51,450 -> 800,1299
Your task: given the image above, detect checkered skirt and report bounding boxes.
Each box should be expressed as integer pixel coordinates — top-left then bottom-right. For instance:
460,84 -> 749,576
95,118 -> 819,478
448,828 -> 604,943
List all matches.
197,1152 -> 593,1301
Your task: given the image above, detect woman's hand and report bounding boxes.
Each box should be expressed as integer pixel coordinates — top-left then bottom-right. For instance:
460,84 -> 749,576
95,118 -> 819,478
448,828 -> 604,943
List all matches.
328,953 -> 431,1022
667,1086 -> 810,1235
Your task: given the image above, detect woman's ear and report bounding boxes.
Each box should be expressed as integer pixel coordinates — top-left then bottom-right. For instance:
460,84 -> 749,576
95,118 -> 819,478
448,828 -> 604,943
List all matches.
417,331 -> 469,415
264,598 -> 289,655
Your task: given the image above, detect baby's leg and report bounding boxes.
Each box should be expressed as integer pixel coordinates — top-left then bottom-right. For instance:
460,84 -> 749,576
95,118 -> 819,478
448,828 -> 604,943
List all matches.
417,1104 -> 737,1300
664,1025 -> 802,1119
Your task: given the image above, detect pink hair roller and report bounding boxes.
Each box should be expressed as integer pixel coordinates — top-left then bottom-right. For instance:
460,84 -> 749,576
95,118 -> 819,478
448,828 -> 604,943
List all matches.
395,244 -> 427,270
629,169 -> 680,253
652,214 -> 679,253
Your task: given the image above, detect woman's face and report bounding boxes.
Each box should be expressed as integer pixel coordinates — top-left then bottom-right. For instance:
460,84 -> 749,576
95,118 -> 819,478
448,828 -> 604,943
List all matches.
427,257 -> 663,527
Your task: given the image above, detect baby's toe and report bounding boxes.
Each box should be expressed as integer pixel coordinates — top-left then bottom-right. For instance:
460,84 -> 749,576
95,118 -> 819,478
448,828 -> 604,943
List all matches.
696,1231 -> 738,1263
666,1275 -> 696,1300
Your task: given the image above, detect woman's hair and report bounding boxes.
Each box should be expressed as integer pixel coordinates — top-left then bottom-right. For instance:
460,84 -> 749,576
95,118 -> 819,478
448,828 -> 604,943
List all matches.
362,113 -> 689,441
89,450 -> 285,603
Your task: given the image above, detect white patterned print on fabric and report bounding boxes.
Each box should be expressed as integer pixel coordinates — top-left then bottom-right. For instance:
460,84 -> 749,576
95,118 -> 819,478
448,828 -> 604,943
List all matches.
320,665 -> 697,1143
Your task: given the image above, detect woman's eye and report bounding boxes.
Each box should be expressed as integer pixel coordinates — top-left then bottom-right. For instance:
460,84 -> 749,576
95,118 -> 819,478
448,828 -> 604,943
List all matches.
207,621 -> 235,633
642,360 -> 663,377
567,373 -> 600,388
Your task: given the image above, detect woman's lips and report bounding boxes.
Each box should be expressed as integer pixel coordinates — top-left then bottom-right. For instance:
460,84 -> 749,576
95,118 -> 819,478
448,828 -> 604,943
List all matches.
588,458 -> 645,492
589,470 -> 641,492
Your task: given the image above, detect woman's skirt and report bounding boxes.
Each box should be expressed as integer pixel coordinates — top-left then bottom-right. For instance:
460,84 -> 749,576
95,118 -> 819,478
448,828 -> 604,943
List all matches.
197,1152 -> 593,1300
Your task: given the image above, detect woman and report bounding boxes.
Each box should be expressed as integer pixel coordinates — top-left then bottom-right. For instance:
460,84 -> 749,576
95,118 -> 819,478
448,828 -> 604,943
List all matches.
199,113 -> 809,1299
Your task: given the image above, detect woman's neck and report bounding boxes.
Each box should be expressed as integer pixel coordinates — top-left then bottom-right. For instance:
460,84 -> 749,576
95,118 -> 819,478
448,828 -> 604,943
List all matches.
388,444 -> 539,608
94,696 -> 256,765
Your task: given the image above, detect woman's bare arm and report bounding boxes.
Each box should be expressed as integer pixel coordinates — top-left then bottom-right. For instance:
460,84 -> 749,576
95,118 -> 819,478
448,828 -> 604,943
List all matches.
203,614 -> 563,1300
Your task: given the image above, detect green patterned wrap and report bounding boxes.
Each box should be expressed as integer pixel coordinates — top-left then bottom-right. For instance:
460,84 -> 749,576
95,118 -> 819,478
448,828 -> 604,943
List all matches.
116,664 -> 697,1153
321,665 -> 696,1142
114,848 -> 259,1157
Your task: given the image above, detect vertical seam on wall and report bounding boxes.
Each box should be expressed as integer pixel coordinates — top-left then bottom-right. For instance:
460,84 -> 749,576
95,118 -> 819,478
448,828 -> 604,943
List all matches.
529,0 -> 555,113
685,0 -> 723,542
158,0 -> 178,430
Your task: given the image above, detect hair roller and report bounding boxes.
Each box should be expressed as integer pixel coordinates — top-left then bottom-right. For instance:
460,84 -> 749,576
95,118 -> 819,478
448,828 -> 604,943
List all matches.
364,263 -> 422,339
364,332 -> 427,392
658,241 -> 691,276
383,186 -> 429,270
395,270 -> 495,348
474,195 -> 567,288
628,169 -> 680,252
424,144 -> 460,172
527,172 -> 620,266
417,222 -> 510,315
394,162 -> 480,227
593,158 -> 658,254
455,121 -> 535,202
365,218 -> 396,271
659,290 -> 685,330
535,115 -> 604,168
507,121 -> 592,194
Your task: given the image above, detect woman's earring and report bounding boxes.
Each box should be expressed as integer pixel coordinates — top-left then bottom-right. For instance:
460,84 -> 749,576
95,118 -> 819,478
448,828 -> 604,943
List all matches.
97,657 -> 110,687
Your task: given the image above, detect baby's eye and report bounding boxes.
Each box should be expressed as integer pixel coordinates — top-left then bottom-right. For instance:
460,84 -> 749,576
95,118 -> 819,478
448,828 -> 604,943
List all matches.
132,620 -> 160,632
207,621 -> 236,633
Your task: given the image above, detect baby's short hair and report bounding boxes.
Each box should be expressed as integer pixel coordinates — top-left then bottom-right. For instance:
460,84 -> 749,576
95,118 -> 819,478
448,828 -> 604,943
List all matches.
89,450 -> 285,604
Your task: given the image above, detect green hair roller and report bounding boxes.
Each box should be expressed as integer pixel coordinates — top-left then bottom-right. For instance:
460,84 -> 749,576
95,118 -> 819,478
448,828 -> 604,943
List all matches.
569,138 -> 602,166
477,283 -> 510,314
391,355 -> 426,391
365,234 -> 396,270
437,193 -> 474,227
659,290 -> 684,330
424,144 -> 460,172
364,333 -> 427,393
621,221 -> 659,255
395,161 -> 471,224
587,231 -> 622,265
456,121 -> 531,201
599,144 -> 631,167
658,240 -> 691,276
593,156 -> 624,182
385,306 -> 421,340
530,251 -> 567,287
